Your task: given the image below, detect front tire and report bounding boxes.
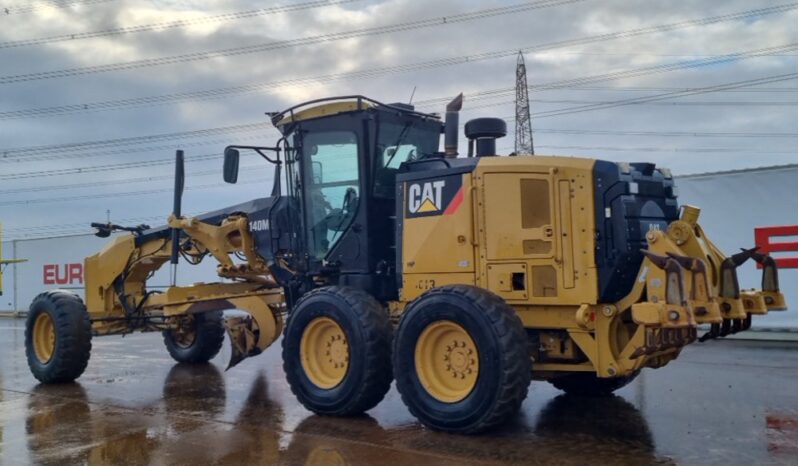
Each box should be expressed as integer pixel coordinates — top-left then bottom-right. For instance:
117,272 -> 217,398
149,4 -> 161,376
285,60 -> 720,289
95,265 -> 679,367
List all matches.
393,285 -> 531,433
282,286 -> 393,416
25,291 -> 92,384
163,311 -> 225,364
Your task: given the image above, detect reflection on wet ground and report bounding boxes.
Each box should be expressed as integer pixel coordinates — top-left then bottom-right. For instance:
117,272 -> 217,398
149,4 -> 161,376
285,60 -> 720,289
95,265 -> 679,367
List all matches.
1,318 -> 797,465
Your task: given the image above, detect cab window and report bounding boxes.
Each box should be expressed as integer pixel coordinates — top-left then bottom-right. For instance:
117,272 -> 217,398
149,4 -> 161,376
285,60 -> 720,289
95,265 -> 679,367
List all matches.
374,120 -> 439,198
302,131 -> 360,260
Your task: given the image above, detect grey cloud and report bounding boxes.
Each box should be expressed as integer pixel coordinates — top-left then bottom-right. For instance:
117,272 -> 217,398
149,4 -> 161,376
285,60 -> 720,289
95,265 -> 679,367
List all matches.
0,0 -> 796,238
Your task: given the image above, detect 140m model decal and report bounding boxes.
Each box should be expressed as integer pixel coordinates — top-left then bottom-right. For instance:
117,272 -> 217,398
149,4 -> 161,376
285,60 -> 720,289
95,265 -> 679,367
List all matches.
405,174 -> 464,218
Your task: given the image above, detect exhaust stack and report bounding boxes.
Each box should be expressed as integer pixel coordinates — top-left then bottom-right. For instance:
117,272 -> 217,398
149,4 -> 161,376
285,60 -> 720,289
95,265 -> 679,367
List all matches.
444,93 -> 463,157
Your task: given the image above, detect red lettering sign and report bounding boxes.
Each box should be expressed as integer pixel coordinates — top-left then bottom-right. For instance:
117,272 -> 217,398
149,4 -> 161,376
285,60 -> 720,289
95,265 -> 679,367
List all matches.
43,264 -> 56,285
42,263 -> 84,285
754,225 -> 798,269
69,263 -> 83,284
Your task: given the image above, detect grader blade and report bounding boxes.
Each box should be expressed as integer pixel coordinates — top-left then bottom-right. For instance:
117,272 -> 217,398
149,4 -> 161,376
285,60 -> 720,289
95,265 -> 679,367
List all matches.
223,294 -> 283,370
225,315 -> 262,370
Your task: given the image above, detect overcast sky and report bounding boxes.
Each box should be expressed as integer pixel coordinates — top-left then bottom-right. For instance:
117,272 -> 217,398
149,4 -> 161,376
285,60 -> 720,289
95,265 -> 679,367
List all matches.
1,0 -> 797,241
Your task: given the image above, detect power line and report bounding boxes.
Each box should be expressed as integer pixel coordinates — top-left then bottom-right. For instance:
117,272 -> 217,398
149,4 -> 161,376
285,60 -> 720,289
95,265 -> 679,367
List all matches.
0,153 -> 217,180
3,213 -> 199,241
3,215 -> 165,234
531,71 -> 798,119
3,42 -> 798,175
6,122 -> 797,183
415,84 -> 798,108
5,40 -> 797,155
446,97 -> 798,110
534,144 -> 798,154
0,161 -> 268,195
0,132 -> 272,163
5,139 -> 795,208
4,41 -> 795,163
542,85 -> 798,93
3,65 -> 797,172
1,0 -> 116,15
0,0 -> 366,49
0,178 -> 263,207
0,122 -> 269,157
3,2 -> 795,118
0,0 -> 582,84
532,128 -> 798,138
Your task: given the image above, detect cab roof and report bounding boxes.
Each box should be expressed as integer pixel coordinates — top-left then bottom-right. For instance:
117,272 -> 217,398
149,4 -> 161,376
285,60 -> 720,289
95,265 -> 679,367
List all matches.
270,95 -> 440,130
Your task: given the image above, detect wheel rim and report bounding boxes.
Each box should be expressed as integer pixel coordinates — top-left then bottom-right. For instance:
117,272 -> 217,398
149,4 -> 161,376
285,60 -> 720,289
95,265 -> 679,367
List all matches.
414,320 -> 479,403
33,312 -> 56,364
173,317 -> 197,349
300,317 -> 349,389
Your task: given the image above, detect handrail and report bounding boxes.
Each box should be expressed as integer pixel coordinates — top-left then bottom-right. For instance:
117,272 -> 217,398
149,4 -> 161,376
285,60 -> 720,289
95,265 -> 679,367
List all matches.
269,94 -> 440,126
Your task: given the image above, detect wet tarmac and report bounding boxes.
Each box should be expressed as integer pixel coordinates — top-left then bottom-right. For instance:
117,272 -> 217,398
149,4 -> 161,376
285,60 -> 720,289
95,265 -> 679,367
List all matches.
1,317 -> 797,466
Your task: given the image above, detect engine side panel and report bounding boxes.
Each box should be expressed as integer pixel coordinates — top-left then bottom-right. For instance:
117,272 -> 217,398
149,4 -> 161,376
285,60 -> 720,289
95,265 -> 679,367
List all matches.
398,156 -> 600,306
474,156 -> 599,306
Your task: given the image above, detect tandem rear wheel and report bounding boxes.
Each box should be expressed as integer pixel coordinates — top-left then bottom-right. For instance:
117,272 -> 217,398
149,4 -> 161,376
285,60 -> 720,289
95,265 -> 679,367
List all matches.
549,371 -> 640,396
282,286 -> 393,416
25,291 -> 93,384
393,285 -> 532,434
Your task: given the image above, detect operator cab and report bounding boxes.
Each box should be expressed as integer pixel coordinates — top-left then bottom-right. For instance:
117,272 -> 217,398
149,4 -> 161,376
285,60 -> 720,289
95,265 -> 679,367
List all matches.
273,97 -> 442,298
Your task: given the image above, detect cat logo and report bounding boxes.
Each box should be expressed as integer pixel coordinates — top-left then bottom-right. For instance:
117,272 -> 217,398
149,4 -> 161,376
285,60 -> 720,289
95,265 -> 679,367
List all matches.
408,180 -> 445,214
404,174 -> 464,219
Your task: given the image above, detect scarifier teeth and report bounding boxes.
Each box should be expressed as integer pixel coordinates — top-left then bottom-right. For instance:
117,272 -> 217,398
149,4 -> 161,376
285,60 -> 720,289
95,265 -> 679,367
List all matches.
731,319 -> 744,334
730,247 -> 758,267
749,249 -> 768,264
719,319 -> 732,337
699,323 -> 720,342
749,251 -> 781,292
665,252 -> 696,269
743,314 -> 752,331
640,250 -> 670,269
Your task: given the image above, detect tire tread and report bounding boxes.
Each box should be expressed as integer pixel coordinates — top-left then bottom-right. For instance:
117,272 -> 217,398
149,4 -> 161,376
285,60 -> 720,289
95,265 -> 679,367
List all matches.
283,286 -> 393,415
395,285 -> 531,433
163,311 -> 225,363
25,291 -> 92,384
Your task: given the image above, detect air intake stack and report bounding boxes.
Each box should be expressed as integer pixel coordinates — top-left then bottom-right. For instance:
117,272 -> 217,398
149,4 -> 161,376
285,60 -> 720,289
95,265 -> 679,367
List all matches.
465,118 -> 507,157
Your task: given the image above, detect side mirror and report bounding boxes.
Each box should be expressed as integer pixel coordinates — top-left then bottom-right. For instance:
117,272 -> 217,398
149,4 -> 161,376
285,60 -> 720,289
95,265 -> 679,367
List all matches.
223,147 -> 240,183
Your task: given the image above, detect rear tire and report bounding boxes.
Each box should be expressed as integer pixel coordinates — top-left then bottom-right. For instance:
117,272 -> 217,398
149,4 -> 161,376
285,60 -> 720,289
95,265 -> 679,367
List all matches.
393,285 -> 531,433
282,286 -> 393,416
25,291 -> 92,384
163,311 -> 225,364
549,371 -> 640,396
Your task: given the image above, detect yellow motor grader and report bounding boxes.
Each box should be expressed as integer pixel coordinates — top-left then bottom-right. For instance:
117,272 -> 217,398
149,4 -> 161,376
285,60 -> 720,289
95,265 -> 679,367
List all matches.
25,95 -> 787,433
